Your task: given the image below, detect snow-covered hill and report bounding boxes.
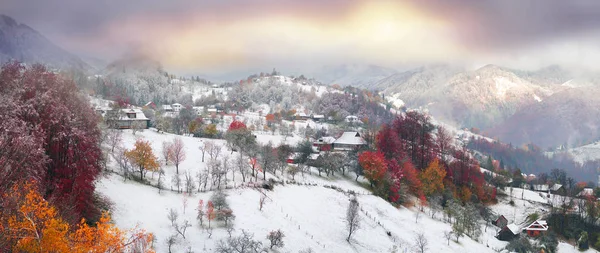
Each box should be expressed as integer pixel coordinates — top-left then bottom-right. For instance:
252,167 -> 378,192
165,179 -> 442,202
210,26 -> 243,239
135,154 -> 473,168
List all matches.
95,128 -> 590,253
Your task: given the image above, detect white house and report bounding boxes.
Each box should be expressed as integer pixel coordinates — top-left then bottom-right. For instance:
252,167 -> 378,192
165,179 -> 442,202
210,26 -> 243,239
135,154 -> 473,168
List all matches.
333,132 -> 366,151
172,103 -> 183,112
345,115 -> 361,124
192,106 -> 205,116
162,104 -> 173,112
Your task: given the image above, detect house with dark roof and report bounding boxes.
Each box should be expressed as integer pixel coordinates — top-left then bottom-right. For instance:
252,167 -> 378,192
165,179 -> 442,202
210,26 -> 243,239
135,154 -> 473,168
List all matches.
492,215 -> 508,229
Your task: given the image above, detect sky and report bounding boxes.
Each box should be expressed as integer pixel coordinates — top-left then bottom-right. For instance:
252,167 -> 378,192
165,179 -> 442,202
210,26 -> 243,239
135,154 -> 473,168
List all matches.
4,0 -> 600,76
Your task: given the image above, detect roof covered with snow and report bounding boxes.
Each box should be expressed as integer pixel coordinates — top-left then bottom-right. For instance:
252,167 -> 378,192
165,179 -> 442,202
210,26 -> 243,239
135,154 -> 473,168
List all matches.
315,137 -> 336,145
506,224 -> 521,234
119,108 -> 149,121
577,188 -> 594,197
334,132 -> 366,145
525,220 -> 548,231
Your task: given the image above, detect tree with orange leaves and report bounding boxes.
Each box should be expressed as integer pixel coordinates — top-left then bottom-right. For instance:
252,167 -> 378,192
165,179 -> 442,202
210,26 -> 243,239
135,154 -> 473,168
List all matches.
125,139 -> 160,180
419,159 -> 447,197
1,182 -> 154,253
358,151 -> 387,187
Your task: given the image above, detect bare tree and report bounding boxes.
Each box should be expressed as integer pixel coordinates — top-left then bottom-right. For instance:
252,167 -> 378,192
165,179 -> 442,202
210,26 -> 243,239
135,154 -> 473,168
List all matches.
207,227 -> 214,239
267,229 -> 285,249
172,173 -> 182,193
208,141 -> 222,161
287,165 -> 299,180
196,170 -> 207,192
157,168 -> 165,193
216,230 -> 265,253
170,137 -> 186,174
414,233 -> 428,253
162,141 -> 173,165
259,192 -> 268,211
184,171 -> 196,193
166,235 -> 178,253
443,231 -> 453,246
222,154 -> 232,183
226,223 -> 235,238
346,197 -> 361,242
415,209 -> 421,223
175,220 -> 192,239
131,121 -> 144,135
236,154 -> 248,182
107,129 -> 123,153
199,141 -> 207,162
210,158 -> 225,189
167,208 -> 178,226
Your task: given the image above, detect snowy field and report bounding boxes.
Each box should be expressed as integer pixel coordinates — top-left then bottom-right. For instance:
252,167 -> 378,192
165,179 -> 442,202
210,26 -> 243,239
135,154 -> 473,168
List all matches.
98,129 -> 589,252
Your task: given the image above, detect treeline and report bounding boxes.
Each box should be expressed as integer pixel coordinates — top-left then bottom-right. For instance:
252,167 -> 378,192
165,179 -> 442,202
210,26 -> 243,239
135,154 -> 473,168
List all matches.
0,62 -> 152,252
467,137 -> 599,182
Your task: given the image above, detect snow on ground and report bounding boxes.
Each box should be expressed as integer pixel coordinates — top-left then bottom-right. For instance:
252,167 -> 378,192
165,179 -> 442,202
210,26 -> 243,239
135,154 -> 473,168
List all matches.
492,188 -> 550,226
558,242 -> 599,253
101,129 -> 586,253
98,171 -> 505,253
564,142 -> 600,164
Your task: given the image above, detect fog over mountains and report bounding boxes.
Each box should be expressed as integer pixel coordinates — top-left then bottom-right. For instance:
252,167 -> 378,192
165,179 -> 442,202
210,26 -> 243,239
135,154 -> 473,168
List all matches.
3,13 -> 600,149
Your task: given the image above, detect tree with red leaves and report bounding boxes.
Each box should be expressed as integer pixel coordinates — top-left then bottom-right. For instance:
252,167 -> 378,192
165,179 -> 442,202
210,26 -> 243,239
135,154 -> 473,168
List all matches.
358,151 -> 387,187
228,120 -> 247,131
400,160 -> 424,200
0,62 -> 103,224
206,201 -> 215,228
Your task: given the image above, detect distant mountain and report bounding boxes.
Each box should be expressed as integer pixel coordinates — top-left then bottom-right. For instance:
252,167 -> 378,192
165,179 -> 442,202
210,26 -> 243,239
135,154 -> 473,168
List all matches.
376,64 -> 553,129
310,64 -> 398,89
0,14 -> 89,71
488,86 -> 600,148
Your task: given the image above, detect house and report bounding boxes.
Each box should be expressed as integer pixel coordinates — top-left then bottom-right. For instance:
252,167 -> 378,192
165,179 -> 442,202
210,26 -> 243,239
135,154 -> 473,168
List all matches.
333,132 -> 367,151
550,184 -> 565,195
286,153 -> 301,164
492,215 -> 508,228
531,184 -> 550,192
311,114 -> 325,122
295,112 -> 309,121
313,137 -> 336,152
192,106 -> 205,116
345,115 -> 361,124
162,104 -> 173,112
524,220 -> 548,237
115,108 -> 149,129
172,103 -> 183,112
143,101 -> 156,109
577,188 -> 594,198
496,224 -> 520,241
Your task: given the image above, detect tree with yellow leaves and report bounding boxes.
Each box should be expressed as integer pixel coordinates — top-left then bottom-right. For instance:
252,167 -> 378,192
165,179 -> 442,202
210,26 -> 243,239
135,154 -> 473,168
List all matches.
125,139 -> 160,180
419,159 -> 447,197
1,182 -> 154,253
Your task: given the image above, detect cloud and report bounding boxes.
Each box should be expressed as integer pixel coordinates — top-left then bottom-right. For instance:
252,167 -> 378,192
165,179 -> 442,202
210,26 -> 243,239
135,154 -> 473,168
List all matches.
4,0 -> 600,73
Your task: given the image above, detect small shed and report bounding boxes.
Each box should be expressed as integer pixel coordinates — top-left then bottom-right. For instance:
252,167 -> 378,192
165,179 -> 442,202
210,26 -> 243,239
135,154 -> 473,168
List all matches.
496,224 -> 520,241
492,215 -> 508,228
